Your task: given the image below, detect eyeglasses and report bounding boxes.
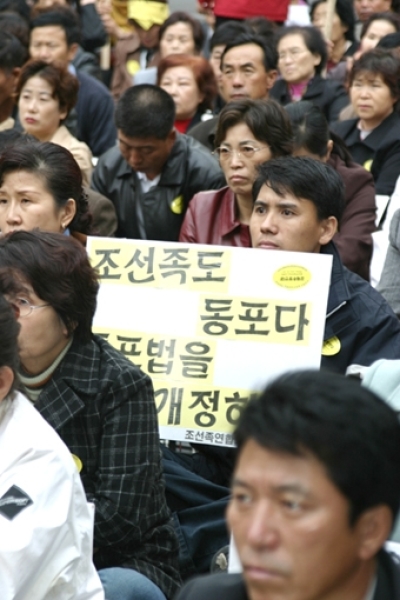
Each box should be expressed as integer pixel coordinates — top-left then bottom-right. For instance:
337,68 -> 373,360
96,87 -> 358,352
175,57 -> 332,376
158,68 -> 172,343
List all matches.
213,146 -> 269,161
10,297 -> 50,318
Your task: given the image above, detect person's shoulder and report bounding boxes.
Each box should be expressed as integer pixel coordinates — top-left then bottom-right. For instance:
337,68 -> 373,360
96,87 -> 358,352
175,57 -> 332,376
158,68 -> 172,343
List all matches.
376,548 -> 400,599
344,264 -> 399,316
188,116 -> 218,139
190,186 -> 231,207
76,69 -> 112,98
91,334 -> 151,385
330,154 -> 374,186
176,573 -> 247,600
179,134 -> 222,170
94,144 -> 122,169
331,117 -> 358,136
5,392 -> 77,471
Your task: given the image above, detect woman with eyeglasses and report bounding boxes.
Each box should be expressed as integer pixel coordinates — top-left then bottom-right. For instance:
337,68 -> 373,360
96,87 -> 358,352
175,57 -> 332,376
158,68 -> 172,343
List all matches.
0,230 -> 180,600
179,98 -> 293,246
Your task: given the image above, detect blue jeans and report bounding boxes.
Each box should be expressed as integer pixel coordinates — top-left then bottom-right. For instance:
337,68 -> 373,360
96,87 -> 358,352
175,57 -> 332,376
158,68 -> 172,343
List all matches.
162,445 -> 231,579
98,567 -> 167,600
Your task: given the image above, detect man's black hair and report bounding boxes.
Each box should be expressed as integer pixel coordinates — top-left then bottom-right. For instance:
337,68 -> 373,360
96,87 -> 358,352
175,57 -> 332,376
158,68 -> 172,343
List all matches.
0,31 -> 27,70
209,20 -> 252,51
235,369 -> 400,525
253,156 -> 345,223
30,6 -> 81,47
115,84 -> 175,139
221,32 -> 278,71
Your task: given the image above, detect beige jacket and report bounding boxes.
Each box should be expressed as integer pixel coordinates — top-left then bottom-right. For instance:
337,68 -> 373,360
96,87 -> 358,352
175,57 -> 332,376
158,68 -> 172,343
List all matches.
51,125 -> 93,185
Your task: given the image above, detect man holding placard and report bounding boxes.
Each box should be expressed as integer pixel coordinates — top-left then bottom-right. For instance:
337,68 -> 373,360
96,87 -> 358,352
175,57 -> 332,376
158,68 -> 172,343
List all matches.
250,156 -> 400,372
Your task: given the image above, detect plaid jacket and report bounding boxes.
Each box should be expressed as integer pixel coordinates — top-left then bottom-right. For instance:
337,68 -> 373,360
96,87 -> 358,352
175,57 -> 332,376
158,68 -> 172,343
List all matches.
35,335 -> 181,599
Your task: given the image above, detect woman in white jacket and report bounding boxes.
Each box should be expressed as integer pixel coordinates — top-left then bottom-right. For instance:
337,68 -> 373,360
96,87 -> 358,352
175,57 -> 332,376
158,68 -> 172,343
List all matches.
0,287 -> 104,600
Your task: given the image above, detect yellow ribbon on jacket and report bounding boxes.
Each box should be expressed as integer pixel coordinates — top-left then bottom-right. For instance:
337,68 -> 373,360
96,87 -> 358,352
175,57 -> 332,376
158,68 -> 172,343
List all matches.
127,1 -> 169,30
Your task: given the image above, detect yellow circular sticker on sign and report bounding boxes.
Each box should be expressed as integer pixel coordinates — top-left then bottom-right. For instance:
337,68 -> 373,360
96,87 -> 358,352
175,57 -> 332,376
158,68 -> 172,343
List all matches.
171,195 -> 184,214
72,454 -> 83,473
322,336 -> 341,356
273,265 -> 311,289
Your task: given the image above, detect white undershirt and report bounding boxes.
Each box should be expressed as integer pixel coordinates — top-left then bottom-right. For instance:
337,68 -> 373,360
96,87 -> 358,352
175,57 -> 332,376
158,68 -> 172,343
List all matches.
137,171 -> 161,193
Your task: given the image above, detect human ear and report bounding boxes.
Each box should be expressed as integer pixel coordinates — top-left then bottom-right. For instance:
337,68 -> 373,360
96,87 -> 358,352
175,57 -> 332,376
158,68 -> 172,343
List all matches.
60,198 -> 77,230
356,505 -> 393,560
0,366 -> 14,402
266,69 -> 278,91
67,42 -> 79,62
326,140 -> 334,160
318,216 -> 338,245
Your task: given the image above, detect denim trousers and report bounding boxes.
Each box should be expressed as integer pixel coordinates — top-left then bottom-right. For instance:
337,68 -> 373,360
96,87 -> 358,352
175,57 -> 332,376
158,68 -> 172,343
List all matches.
161,445 -> 231,580
98,567 -> 166,600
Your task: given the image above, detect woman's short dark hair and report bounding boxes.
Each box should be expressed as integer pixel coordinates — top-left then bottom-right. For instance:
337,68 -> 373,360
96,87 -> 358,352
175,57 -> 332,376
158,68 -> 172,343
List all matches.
215,98 -> 293,156
285,100 -> 353,165
16,59 -> 79,117
0,140 -> 92,234
0,290 -> 20,393
157,53 -> 217,111
159,11 -> 204,54
360,11 -> 400,41
349,48 -> 400,102
310,0 -> 355,42
277,25 -> 328,75
0,230 -> 99,342
235,370 -> 400,525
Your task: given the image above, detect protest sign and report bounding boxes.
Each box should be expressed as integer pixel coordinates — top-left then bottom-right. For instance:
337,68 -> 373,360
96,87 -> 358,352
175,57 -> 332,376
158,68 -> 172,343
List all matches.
87,238 -> 332,446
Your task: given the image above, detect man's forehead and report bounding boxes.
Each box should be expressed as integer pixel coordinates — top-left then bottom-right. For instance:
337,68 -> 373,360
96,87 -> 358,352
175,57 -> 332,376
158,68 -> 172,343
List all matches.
30,25 -> 67,42
256,183 -> 301,203
118,133 -> 165,148
222,44 -> 266,68
234,439 -> 328,492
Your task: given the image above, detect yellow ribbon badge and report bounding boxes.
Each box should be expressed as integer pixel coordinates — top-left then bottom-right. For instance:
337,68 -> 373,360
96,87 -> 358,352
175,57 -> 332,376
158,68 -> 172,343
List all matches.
322,336 -> 341,356
71,454 -> 83,473
171,195 -> 184,214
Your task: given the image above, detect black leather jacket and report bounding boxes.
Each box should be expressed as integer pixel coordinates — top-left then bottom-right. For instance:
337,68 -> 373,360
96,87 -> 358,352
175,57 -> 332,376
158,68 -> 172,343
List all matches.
91,133 -> 225,241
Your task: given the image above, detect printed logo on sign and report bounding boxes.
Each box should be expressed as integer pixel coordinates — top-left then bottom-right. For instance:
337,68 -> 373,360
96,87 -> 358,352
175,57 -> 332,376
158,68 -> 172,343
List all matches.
0,485 -> 33,520
322,336 -> 341,356
273,266 -> 311,289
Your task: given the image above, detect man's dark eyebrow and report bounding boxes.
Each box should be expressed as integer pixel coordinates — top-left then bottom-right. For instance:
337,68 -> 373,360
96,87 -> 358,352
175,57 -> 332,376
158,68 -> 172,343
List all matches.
231,477 -> 311,497
223,61 -> 255,69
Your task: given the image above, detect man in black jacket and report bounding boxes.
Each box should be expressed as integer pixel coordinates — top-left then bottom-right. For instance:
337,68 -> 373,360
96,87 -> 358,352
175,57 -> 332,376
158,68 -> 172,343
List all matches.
92,84 -> 226,241
176,369 -> 400,600
249,156 -> 400,373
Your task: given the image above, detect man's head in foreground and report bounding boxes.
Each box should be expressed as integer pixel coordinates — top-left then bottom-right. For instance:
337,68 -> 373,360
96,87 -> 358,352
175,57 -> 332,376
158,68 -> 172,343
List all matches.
250,156 -> 345,253
115,84 -> 176,180
228,369 -> 400,600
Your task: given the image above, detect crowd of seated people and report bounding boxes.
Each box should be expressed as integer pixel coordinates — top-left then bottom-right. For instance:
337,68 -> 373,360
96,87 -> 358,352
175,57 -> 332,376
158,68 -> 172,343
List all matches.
2,0 -> 400,598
